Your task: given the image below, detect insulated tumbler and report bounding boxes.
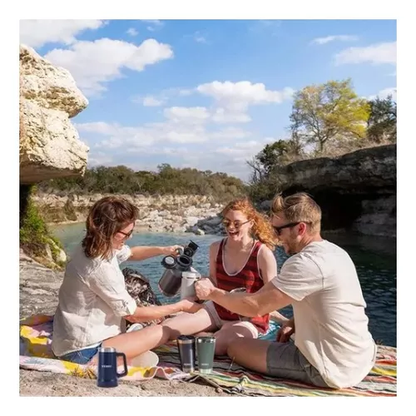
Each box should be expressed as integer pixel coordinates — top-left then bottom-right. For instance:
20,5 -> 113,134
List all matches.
177,335 -> 196,373
196,336 -> 216,374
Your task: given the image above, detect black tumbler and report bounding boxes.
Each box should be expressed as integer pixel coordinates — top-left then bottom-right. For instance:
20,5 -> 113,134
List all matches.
177,335 -> 196,373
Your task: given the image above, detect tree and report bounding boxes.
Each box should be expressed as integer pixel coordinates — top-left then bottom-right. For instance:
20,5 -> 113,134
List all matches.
290,79 -> 371,154
256,140 -> 292,174
367,94 -> 397,144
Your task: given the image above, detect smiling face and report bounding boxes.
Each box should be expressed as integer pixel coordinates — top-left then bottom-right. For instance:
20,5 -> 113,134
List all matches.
222,209 -> 253,243
112,222 -> 134,250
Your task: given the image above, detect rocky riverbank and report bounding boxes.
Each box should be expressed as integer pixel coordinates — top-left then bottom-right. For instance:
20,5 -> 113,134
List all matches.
32,193 -> 226,236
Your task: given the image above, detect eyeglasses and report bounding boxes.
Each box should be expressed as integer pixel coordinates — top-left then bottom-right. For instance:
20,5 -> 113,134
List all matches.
273,222 -> 301,236
117,229 -> 134,239
222,219 -> 251,229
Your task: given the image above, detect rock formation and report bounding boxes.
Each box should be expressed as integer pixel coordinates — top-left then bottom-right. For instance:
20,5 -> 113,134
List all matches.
271,144 -> 396,237
19,44 -> 89,184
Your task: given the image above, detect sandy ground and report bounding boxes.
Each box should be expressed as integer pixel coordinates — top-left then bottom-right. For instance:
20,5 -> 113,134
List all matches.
19,370 -> 230,397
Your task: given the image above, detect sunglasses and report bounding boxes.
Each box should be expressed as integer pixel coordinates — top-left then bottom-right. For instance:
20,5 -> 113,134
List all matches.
117,229 -> 134,239
222,219 -> 251,229
273,222 -> 301,236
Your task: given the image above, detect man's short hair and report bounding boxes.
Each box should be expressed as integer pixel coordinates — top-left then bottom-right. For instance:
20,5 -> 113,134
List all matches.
271,192 -> 322,234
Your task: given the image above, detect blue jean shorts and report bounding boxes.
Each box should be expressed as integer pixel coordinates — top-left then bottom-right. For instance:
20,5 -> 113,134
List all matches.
58,344 -> 101,364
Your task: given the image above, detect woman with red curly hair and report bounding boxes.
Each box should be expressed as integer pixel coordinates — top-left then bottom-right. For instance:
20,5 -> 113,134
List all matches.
156,197 -> 284,355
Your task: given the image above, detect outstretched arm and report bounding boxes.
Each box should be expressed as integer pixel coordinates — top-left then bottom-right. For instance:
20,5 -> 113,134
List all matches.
128,245 -> 182,261
124,298 -> 203,323
196,278 -> 293,318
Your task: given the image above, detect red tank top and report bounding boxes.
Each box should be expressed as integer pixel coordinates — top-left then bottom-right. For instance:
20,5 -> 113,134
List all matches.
214,238 -> 270,334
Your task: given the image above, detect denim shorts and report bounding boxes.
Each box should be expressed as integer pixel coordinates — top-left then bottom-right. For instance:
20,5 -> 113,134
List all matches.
266,341 -> 330,388
58,344 -> 101,364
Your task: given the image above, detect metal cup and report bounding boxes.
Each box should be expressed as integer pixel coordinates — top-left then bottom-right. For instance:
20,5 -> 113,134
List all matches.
177,335 -> 196,373
196,336 -> 216,374
180,271 -> 201,299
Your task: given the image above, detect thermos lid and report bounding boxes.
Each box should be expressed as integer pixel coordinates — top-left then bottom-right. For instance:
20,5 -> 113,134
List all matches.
98,347 -> 116,352
162,255 -> 176,268
177,335 -> 196,344
196,336 -> 216,343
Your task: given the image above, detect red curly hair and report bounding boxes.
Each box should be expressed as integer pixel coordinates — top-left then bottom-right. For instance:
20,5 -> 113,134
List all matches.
221,197 -> 279,250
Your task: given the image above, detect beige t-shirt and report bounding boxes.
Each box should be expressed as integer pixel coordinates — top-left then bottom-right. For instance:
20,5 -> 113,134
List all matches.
272,240 -> 377,388
52,244 -> 136,357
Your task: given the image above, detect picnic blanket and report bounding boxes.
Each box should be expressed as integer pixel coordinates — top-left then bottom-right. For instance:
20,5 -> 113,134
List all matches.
20,314 -> 396,396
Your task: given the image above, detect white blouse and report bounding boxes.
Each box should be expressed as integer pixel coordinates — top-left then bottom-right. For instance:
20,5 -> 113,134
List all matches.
51,243 -> 136,357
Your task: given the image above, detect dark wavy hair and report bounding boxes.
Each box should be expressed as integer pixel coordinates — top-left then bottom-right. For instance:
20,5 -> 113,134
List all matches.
82,196 -> 139,259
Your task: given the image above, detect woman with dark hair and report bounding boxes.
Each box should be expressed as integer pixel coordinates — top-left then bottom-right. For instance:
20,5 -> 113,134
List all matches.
51,196 -> 202,364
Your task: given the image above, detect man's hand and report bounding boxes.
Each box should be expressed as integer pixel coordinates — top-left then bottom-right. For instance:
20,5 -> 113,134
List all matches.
276,319 -> 295,343
162,245 -> 183,256
195,278 -> 216,301
179,297 -> 204,314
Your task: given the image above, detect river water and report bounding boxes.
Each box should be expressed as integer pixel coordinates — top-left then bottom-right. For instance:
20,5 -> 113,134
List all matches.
51,223 -> 397,347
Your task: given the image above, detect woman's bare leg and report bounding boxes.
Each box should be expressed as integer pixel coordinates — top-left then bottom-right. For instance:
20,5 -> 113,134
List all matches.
90,307 -> 217,364
161,307 -> 217,339
97,323 -> 171,361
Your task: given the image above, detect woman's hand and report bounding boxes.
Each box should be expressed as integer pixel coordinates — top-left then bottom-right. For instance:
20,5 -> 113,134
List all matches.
162,245 -> 183,256
179,297 -> 204,314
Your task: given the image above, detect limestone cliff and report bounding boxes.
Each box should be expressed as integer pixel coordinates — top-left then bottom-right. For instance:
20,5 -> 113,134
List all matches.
19,44 -> 89,184
274,144 -> 396,237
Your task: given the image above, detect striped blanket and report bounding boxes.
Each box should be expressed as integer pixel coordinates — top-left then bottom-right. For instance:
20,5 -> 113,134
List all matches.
20,314 -> 396,396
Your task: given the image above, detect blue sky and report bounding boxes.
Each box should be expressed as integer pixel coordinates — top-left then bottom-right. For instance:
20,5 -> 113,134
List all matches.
19,19 -> 396,181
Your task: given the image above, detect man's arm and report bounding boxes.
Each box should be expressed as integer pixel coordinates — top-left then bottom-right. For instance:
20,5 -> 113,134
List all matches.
197,279 -> 293,318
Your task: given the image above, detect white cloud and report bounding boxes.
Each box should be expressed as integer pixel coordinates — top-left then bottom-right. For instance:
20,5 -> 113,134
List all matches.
197,81 -> 294,111
142,96 -> 164,106
210,127 -> 251,140
368,87 -> 397,101
211,108 -> 251,123
215,138 -> 275,161
75,121 -> 117,135
126,28 -> 138,36
179,89 -> 193,96
44,38 -> 173,96
311,35 -> 359,45
335,41 -> 396,65
77,118 -> 276,180
19,19 -> 105,48
87,151 -> 114,167
193,31 -> 208,44
164,107 -> 210,124
142,20 -> 164,31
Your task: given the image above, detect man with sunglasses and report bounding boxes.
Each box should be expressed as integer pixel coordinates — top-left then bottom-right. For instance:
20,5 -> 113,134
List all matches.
195,192 -> 376,389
